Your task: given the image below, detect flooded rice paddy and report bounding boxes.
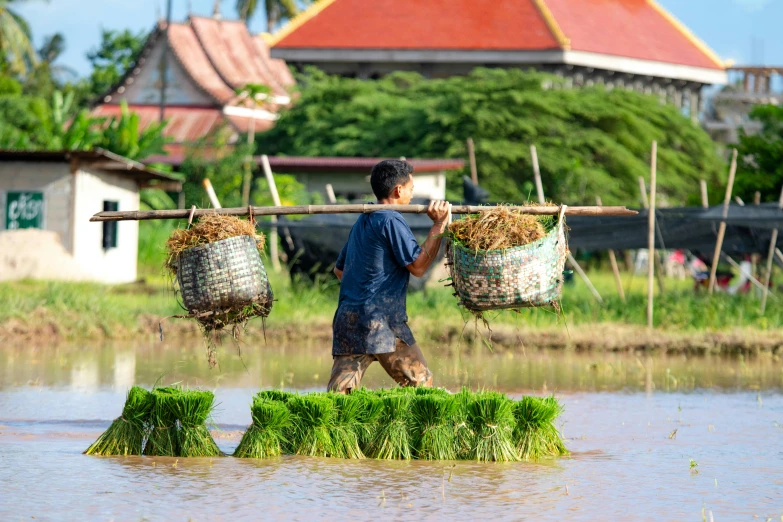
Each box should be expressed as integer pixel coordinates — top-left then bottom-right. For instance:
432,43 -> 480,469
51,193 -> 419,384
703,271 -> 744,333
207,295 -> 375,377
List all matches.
1,343 -> 782,521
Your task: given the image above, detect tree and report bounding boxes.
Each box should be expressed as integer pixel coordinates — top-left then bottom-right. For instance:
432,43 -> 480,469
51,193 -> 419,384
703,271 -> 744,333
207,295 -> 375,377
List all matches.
236,0 -> 305,33
0,0 -> 37,75
257,68 -> 725,206
86,29 -> 147,99
735,105 -> 783,203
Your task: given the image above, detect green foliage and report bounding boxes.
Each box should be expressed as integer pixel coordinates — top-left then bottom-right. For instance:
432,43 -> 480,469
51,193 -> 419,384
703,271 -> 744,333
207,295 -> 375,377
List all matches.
86,29 -> 147,98
258,68 -> 725,205
0,0 -> 38,75
100,100 -> 170,159
237,0 -> 306,32
736,105 -> 783,203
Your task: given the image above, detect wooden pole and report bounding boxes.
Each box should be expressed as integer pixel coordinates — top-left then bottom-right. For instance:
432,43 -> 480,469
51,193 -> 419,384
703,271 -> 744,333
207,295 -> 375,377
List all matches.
700,180 -> 709,208
761,185 -> 783,314
708,149 -> 739,295
260,154 -> 287,272
467,138 -> 478,185
532,148 -> 602,304
325,184 -> 337,204
597,196 -> 625,302
639,173 -> 665,293
90,204 -> 638,222
202,179 -> 221,209
531,145 -> 545,205
647,141 -> 657,329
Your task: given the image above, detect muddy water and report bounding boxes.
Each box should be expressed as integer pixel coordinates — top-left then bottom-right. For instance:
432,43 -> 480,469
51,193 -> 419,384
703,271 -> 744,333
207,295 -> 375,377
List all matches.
1,344 -> 782,521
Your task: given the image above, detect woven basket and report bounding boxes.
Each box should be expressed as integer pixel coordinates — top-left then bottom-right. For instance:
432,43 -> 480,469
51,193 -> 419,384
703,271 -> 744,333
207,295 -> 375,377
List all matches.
447,206 -> 568,311
176,235 -> 273,316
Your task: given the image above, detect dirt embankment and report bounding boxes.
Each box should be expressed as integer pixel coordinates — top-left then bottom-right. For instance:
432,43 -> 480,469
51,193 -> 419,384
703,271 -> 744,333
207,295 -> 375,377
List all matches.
3,309 -> 783,357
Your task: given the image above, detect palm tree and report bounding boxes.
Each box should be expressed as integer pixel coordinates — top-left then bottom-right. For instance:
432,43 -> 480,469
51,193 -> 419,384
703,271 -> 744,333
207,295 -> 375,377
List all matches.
0,0 -> 37,75
236,0 -> 306,33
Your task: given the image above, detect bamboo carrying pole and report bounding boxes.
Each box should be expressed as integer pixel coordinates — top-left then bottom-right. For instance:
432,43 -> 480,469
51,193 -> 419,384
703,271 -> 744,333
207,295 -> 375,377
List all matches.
708,149 -> 739,295
467,138 -> 478,185
90,204 -> 637,222
647,141 -> 657,329
761,186 -> 783,314
596,196 -> 625,302
530,145 -> 603,304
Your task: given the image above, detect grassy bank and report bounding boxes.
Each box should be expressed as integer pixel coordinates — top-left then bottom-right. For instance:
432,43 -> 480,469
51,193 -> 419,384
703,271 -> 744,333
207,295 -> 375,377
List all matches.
3,258 -> 783,352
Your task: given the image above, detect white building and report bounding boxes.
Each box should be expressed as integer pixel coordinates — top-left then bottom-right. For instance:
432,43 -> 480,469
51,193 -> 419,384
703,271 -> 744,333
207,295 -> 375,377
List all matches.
0,149 -> 181,284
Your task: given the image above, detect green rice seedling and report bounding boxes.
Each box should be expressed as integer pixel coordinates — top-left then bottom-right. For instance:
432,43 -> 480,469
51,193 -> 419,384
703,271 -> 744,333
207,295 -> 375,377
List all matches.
330,394 -> 365,459
413,386 -> 450,397
84,386 -> 154,456
234,398 -> 291,458
467,393 -> 519,462
513,396 -> 568,460
368,394 -> 413,460
255,390 -> 295,403
411,395 -> 458,460
146,387 -> 179,456
169,390 -> 222,457
286,395 -> 336,457
350,391 -> 383,453
452,387 -> 475,459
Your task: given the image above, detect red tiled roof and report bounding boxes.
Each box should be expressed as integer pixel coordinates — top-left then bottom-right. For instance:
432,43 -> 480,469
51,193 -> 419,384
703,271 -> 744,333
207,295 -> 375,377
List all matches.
272,0 -> 723,70
168,23 -> 236,103
545,0 -> 721,69
190,16 -> 289,97
273,0 -> 559,51
92,105 -> 230,143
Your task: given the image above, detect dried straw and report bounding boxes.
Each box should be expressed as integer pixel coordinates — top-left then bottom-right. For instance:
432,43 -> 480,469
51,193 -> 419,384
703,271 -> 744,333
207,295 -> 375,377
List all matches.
165,214 -> 266,273
447,205 -> 555,251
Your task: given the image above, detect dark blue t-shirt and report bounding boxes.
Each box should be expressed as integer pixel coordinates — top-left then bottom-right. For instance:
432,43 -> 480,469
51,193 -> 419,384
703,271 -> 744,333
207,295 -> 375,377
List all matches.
332,210 -> 422,355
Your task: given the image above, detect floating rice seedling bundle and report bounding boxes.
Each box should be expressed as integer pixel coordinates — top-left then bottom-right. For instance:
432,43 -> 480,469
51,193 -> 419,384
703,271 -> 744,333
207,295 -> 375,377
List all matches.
146,387 -> 179,457
349,390 -> 383,453
445,205 -> 568,313
169,389 -> 221,457
84,386 -> 154,456
466,392 -> 520,462
286,395 -> 336,457
368,394 -> 414,460
233,398 -> 291,459
255,389 -> 295,403
411,395 -> 458,460
514,396 -> 569,460
165,214 -> 274,367
452,387 -> 476,459
330,394 -> 365,459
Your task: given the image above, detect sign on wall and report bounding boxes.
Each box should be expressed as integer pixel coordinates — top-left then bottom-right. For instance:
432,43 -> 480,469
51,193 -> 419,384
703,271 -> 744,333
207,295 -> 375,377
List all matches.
5,191 -> 44,230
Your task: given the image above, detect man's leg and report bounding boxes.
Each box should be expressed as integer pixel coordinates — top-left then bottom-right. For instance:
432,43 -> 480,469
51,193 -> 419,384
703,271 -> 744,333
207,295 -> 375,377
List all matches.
327,354 -> 375,393
375,339 -> 433,388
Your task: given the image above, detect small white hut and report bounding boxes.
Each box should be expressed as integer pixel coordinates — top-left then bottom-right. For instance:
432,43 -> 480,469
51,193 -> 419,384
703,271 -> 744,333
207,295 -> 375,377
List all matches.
0,149 -> 181,284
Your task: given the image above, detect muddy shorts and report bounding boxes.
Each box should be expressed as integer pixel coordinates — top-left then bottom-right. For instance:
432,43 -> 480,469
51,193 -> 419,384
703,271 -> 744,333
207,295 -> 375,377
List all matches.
327,338 -> 433,393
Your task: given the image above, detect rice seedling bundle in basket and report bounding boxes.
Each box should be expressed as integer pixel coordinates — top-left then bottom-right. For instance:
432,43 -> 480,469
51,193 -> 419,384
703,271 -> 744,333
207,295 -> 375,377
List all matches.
165,214 -> 274,365
233,388 -> 568,462
445,205 -> 568,312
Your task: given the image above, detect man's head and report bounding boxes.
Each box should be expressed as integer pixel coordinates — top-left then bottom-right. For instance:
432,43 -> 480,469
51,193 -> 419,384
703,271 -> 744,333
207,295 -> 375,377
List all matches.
370,160 -> 414,204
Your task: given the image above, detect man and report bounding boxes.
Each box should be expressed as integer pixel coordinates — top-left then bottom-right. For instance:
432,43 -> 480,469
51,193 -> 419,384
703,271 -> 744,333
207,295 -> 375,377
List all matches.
327,159 -> 451,393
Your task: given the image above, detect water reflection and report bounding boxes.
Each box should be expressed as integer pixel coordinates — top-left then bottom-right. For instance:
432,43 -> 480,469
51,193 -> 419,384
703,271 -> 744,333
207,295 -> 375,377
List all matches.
1,342 -> 781,392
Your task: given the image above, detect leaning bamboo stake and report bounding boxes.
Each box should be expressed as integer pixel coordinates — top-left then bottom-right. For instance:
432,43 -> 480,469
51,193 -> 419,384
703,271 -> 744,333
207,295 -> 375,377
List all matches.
708,149 -> 738,295
90,204 -> 637,222
700,180 -> 709,208
597,196 -> 625,302
761,185 -> 783,314
532,147 -> 603,304
260,154 -> 286,272
202,179 -> 221,209
647,141 -> 657,329
723,254 -> 778,299
467,138 -> 478,185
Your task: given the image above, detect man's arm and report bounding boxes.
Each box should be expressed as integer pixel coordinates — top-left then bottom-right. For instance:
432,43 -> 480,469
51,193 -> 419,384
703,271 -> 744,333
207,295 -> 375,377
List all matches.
407,200 -> 451,278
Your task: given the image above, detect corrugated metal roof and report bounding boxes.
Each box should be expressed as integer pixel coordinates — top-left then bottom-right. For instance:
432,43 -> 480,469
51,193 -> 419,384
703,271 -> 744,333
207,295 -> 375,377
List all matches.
92,105 -> 229,143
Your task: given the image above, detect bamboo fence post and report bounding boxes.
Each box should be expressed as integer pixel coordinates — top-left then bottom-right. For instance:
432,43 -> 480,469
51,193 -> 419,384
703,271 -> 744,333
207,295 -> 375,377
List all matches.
700,180 -> 709,208
531,145 -> 545,205
708,149 -> 739,295
325,184 -> 337,204
647,141 -> 657,329
532,147 -> 603,304
202,179 -> 222,209
597,196 -> 625,302
467,138 -> 478,185
260,154 -> 282,272
761,185 -> 783,314
241,117 -> 256,207
639,175 -> 665,292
